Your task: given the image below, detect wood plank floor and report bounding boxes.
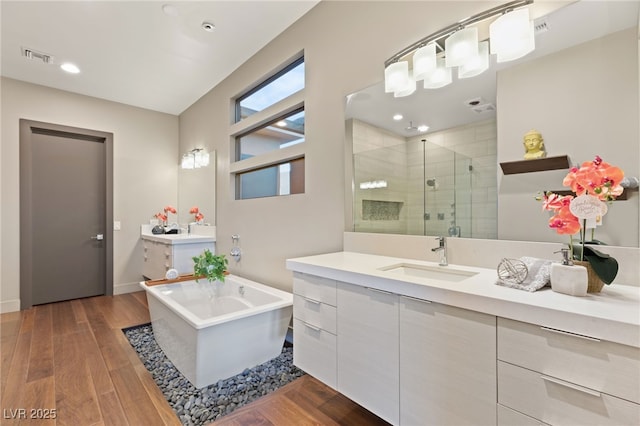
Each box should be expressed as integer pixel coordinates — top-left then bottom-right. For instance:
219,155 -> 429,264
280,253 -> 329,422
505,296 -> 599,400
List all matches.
1,292 -> 389,426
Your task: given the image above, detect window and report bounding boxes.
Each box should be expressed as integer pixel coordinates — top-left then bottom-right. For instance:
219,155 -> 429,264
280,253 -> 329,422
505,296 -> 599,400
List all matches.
232,56 -> 305,200
235,57 -> 305,122
237,109 -> 304,160
237,158 -> 304,199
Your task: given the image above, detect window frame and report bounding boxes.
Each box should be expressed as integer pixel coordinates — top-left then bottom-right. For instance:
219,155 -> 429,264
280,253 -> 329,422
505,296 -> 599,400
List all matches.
230,54 -> 306,200
234,106 -> 305,162
234,56 -> 305,124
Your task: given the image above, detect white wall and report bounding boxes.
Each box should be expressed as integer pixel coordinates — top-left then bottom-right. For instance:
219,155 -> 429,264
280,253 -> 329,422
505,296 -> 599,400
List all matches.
1,77 -> 179,312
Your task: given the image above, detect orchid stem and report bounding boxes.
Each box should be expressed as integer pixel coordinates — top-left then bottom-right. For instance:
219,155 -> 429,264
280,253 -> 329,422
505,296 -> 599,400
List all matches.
581,219 -> 587,262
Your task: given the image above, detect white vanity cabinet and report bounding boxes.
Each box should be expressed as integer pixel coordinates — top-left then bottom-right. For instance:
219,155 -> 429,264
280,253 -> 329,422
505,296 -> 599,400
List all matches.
292,273 -> 337,389
287,251 -> 640,426
337,282 -> 399,425
399,296 -> 496,426
141,235 -> 214,280
497,317 -> 640,425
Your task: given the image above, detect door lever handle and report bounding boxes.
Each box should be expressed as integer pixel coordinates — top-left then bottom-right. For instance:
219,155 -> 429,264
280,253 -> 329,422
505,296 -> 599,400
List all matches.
90,234 -> 104,241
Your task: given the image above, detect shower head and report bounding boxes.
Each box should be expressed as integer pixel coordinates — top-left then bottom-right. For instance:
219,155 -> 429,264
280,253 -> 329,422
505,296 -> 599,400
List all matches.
426,178 -> 437,187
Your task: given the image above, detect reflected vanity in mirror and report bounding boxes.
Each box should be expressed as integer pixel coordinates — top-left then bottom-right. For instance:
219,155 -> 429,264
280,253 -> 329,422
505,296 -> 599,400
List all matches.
346,0 -> 639,247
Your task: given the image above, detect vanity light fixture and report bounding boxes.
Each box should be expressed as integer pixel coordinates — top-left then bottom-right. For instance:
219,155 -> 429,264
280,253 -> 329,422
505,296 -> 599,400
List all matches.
445,27 -> 479,68
423,57 -> 452,89
181,148 -> 210,169
384,0 -> 534,97
394,74 -> 416,98
458,40 -> 490,79
490,8 -> 535,62
384,61 -> 410,94
412,43 -> 437,82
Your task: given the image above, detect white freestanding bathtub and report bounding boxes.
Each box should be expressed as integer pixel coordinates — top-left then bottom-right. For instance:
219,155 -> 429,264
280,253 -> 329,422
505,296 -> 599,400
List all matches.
140,275 -> 293,388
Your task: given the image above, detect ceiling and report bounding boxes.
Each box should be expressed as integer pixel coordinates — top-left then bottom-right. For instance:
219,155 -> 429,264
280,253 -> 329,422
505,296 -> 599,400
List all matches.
1,0 -> 320,115
346,0 -> 640,137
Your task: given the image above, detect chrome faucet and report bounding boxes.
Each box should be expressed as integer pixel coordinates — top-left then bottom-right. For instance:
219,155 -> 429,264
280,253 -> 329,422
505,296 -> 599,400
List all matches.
431,236 -> 448,266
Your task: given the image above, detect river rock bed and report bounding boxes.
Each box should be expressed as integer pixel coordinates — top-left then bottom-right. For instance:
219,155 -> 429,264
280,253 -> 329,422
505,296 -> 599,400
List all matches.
124,323 -> 305,425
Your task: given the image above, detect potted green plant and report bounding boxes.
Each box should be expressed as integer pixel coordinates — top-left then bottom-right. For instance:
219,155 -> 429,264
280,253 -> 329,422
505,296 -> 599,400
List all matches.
192,249 -> 229,283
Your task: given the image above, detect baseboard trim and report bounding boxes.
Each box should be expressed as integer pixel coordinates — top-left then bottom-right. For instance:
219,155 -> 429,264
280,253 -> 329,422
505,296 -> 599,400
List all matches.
0,299 -> 21,313
114,281 -> 142,295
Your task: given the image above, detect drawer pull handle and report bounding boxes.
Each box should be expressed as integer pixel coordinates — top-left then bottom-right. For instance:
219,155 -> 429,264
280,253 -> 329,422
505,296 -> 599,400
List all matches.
400,295 -> 432,304
302,322 -> 321,332
540,375 -> 601,397
540,326 -> 600,342
303,297 -> 321,305
365,287 -> 393,295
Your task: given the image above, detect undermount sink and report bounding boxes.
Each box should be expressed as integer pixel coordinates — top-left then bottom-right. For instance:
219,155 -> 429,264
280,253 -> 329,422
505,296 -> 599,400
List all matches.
378,263 -> 478,282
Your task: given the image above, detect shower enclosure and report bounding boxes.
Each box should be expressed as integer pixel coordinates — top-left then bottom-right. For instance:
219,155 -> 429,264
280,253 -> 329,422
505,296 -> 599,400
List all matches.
353,138 -> 478,237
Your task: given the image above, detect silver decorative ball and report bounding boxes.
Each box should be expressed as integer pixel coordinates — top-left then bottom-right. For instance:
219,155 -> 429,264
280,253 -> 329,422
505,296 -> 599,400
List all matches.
497,258 -> 528,284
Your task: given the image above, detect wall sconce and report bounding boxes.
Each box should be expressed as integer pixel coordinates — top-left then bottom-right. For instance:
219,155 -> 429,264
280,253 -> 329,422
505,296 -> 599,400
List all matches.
384,0 -> 534,97
181,148 -> 210,169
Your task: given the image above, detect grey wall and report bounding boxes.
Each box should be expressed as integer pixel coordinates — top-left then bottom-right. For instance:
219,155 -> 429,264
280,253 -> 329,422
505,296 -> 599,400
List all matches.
177,1 -> 500,292
497,28 -> 639,247
1,77 -> 179,311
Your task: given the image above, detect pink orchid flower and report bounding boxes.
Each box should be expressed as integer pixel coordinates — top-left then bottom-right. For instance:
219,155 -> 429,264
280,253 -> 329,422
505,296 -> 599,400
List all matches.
164,205 -> 177,214
189,206 -> 199,214
563,156 -> 624,201
548,205 -> 581,235
541,192 -> 573,212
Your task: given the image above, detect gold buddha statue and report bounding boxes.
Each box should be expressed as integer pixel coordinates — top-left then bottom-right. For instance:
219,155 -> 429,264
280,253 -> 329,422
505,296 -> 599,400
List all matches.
523,129 -> 546,160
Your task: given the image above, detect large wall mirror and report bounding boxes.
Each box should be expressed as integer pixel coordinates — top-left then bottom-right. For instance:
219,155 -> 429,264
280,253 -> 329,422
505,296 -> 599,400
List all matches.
346,0 -> 639,248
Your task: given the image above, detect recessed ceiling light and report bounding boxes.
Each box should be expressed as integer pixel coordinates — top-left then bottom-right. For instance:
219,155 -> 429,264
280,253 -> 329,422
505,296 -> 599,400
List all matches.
418,125 -> 430,132
276,120 -> 287,127
162,4 -> 179,17
60,63 -> 80,74
393,114 -> 403,121
202,21 -> 215,32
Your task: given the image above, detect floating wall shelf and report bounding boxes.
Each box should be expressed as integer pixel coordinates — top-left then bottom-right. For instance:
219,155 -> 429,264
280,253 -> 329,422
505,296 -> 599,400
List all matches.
552,189 -> 633,201
500,155 -> 571,175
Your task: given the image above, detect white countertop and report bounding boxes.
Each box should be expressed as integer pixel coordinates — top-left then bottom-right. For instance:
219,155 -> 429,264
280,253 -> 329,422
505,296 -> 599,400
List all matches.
286,251 -> 640,348
140,232 -> 215,245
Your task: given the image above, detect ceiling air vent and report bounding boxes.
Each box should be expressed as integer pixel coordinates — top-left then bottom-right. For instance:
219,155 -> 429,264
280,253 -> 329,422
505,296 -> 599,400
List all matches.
534,18 -> 550,34
21,47 -> 54,64
471,103 -> 496,114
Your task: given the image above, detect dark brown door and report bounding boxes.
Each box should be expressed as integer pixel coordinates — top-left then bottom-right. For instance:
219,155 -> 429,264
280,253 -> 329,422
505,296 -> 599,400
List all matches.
20,120 -> 113,307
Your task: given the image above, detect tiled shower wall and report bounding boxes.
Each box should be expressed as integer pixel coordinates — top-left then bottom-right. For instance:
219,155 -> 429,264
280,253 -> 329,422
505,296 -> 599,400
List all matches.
350,118 -> 497,239
350,119 -> 408,234
408,119 -> 498,239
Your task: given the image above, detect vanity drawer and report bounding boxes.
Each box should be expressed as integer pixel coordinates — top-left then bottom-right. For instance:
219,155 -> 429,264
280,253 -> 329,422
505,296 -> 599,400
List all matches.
497,404 -> 549,426
293,318 -> 336,389
293,273 -> 337,306
498,317 -> 640,403
293,294 -> 337,334
498,361 -> 640,426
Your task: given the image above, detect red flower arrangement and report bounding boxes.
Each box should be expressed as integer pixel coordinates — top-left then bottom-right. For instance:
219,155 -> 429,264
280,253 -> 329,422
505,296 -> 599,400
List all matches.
154,205 -> 177,226
189,206 -> 204,223
539,155 -> 623,284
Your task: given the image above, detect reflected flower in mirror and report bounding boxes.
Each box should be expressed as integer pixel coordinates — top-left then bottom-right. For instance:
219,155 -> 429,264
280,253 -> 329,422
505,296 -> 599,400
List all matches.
189,206 -> 204,223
